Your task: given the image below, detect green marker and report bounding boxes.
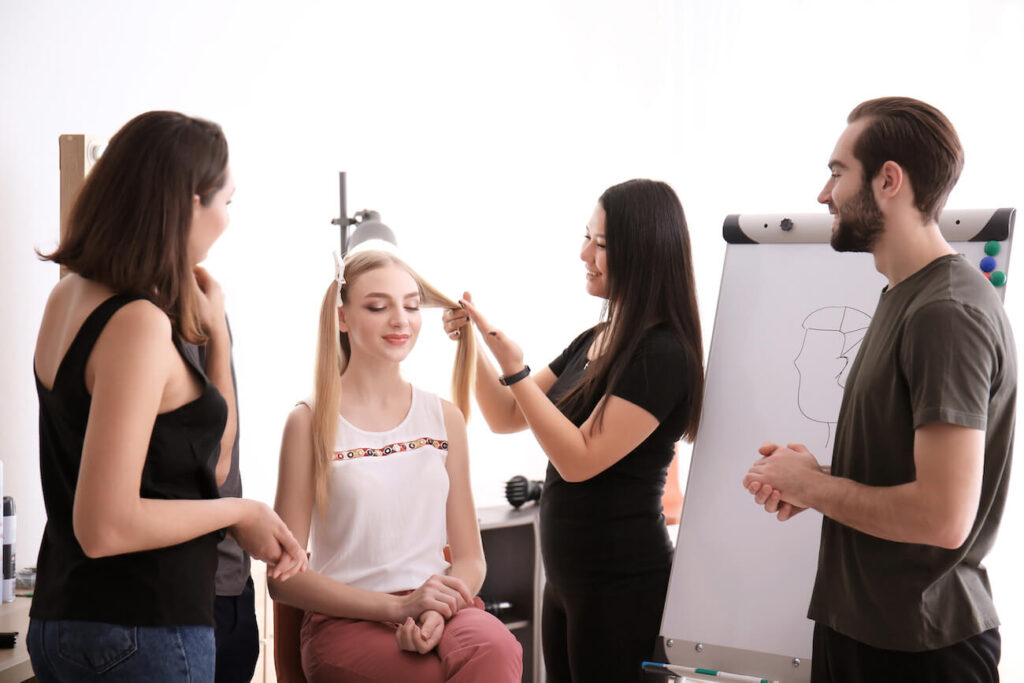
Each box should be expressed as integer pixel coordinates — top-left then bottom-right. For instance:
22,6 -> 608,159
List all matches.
642,661 -> 776,683
984,240 -> 1001,256
991,271 -> 1006,287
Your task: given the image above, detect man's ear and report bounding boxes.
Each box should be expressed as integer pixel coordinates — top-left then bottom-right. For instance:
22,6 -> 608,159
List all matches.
876,160 -> 905,198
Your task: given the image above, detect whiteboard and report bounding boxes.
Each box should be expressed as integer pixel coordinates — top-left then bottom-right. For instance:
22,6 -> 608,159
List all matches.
657,209 -> 1015,682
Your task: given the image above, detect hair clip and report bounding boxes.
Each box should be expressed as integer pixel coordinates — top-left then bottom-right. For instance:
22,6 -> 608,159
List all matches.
333,251 -> 345,307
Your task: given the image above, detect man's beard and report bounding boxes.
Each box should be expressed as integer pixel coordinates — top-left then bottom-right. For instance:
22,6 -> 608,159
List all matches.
830,182 -> 884,253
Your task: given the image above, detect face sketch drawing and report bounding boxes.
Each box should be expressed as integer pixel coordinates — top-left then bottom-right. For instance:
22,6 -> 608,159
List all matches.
794,306 -> 871,450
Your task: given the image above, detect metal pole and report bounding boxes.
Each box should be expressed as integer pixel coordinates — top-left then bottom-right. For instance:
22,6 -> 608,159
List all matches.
338,171 -> 348,256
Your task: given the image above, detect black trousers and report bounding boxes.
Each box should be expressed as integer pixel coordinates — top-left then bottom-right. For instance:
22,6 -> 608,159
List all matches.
214,576 -> 260,683
812,623 -> 1000,683
541,570 -> 670,683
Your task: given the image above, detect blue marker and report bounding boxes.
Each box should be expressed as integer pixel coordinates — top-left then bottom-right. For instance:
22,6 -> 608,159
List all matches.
642,660 -> 777,683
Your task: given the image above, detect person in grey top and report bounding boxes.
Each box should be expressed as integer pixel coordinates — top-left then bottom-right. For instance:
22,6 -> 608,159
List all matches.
188,319 -> 259,683
743,97 -> 1015,683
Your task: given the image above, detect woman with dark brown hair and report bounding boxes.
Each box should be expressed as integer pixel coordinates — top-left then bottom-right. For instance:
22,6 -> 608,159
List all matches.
444,179 -> 705,682
27,111 -> 307,682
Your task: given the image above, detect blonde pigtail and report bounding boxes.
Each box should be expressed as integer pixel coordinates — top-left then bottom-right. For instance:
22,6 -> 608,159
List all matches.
311,280 -> 345,519
417,278 -> 476,420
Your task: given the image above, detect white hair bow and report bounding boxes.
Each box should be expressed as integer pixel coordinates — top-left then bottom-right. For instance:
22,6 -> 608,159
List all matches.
334,251 -> 345,307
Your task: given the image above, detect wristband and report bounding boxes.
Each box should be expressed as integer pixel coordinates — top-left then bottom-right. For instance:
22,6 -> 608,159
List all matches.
498,365 -> 531,386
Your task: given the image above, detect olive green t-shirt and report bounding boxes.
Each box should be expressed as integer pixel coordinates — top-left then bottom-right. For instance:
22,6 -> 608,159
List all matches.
807,254 -> 1016,652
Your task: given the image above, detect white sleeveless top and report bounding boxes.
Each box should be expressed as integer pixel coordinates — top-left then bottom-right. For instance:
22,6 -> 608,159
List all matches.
307,386 -> 451,593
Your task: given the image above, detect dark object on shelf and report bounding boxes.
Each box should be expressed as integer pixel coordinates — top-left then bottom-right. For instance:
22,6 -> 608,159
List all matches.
0,631 -> 16,649
505,475 -> 542,508
483,600 -> 513,617
15,566 -> 34,591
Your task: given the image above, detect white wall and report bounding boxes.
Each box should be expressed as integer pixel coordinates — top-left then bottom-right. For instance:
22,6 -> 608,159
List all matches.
2,0 -> 1022,675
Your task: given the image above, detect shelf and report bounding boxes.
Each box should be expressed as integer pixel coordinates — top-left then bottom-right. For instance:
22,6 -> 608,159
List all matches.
502,619 -> 530,632
478,504 -> 544,683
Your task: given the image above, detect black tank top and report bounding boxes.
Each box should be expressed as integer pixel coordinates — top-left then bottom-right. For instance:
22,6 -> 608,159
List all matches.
30,294 -> 227,626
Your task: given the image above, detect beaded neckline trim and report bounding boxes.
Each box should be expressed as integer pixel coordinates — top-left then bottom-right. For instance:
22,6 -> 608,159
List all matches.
332,436 -> 448,461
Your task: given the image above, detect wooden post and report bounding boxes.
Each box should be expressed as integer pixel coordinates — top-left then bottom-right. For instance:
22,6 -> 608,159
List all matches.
58,134 -> 104,277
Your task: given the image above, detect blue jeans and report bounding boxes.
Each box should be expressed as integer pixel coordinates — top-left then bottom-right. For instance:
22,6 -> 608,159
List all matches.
28,619 -> 215,682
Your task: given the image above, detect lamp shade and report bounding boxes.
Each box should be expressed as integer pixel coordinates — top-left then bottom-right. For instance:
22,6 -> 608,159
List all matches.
348,210 -> 398,253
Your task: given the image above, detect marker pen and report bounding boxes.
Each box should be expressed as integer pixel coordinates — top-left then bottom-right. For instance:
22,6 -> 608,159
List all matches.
642,660 -> 778,683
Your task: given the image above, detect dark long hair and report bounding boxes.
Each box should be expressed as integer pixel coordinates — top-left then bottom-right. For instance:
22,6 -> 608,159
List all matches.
556,179 -> 704,441
41,110 -> 229,344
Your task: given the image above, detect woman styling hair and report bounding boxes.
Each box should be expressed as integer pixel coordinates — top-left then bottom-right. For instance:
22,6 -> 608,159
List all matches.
28,110 -> 307,682
444,179 -> 705,682
269,249 -> 522,682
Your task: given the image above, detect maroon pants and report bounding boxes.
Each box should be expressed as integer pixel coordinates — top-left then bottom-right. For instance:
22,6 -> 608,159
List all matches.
300,598 -> 523,682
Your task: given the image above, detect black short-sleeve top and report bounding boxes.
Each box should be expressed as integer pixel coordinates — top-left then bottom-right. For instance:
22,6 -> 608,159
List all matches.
541,323 -> 692,584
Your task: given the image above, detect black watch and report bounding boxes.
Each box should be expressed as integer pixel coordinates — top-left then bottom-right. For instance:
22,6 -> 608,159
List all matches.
498,365 -> 531,386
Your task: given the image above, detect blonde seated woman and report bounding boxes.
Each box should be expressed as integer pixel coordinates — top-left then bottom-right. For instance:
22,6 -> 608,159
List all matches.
269,250 -> 523,682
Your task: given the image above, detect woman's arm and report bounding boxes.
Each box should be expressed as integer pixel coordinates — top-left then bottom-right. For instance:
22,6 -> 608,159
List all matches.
443,294 -> 556,434
71,301 -> 305,579
267,405 -> 471,622
462,299 -> 661,482
509,384 -> 659,482
440,400 -> 485,597
472,343 -> 557,434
